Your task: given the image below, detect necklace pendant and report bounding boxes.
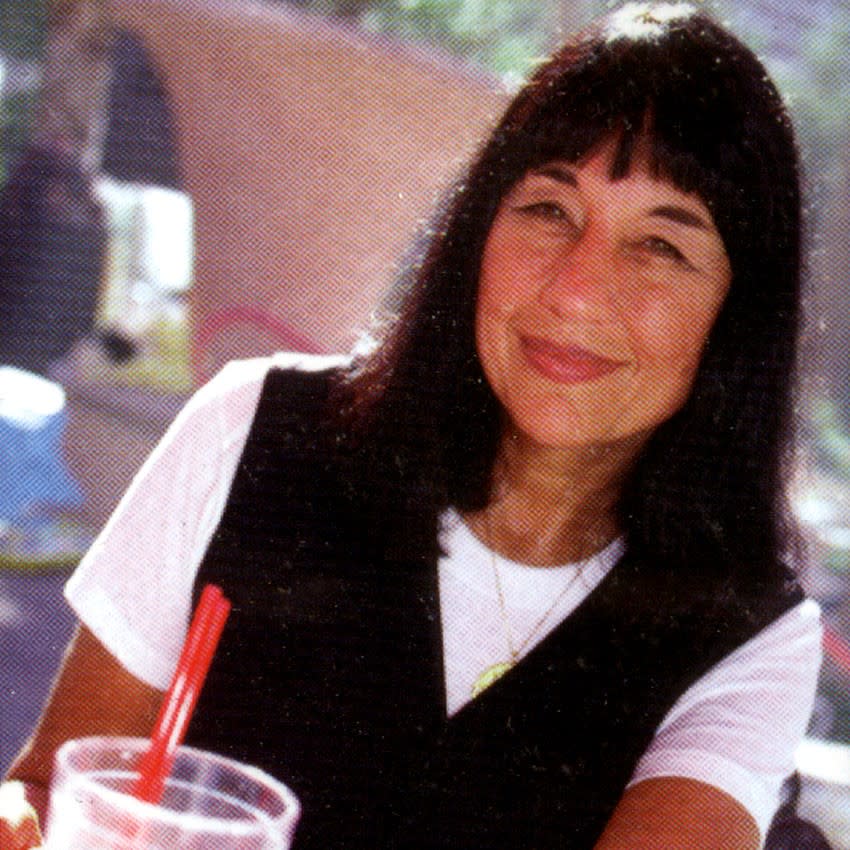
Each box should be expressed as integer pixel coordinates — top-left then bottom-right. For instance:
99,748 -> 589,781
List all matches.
471,661 -> 514,698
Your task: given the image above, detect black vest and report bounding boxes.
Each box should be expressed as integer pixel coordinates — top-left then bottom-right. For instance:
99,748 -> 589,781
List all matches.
187,366 -> 802,849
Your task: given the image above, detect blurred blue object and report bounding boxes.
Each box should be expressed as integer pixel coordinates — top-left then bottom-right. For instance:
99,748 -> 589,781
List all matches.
0,366 -> 82,523
0,371 -> 86,771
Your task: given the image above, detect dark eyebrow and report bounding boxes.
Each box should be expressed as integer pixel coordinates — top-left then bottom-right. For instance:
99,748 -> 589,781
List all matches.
528,165 -> 578,187
650,205 -> 712,231
525,169 -> 715,232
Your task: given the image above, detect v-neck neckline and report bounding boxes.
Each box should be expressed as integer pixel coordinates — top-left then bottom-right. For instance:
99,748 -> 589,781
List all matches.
439,546 -> 634,726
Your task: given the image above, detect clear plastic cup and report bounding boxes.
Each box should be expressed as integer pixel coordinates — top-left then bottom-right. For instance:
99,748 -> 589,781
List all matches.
44,737 -> 300,849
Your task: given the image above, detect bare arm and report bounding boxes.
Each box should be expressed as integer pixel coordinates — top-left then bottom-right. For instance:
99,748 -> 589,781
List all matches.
5,624 -> 163,818
594,777 -> 760,850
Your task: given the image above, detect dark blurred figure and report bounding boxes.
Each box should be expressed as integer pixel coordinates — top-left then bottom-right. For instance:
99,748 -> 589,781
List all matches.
0,144 -> 105,375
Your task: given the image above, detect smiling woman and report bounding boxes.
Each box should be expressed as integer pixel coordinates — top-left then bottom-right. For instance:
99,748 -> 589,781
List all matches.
476,141 -> 732,455
1,3 -> 823,850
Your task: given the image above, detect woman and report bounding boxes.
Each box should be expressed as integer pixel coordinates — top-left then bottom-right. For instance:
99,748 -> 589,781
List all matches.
2,3 -> 822,848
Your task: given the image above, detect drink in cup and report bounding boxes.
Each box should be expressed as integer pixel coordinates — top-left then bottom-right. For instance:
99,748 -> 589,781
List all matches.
43,737 -> 300,849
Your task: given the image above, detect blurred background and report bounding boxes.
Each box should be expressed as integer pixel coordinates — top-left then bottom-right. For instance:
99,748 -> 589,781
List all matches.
0,0 -> 849,841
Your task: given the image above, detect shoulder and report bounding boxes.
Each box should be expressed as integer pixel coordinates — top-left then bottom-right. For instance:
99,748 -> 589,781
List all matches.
737,596 -> 822,660
632,598 -> 822,838
666,596 -> 822,727
216,352 -> 352,442
185,352 -> 351,433
681,596 -> 822,720
63,353 -> 349,688
193,351 -> 350,405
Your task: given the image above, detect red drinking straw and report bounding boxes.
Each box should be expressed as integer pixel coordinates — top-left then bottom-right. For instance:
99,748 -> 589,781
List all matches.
132,583 -> 231,804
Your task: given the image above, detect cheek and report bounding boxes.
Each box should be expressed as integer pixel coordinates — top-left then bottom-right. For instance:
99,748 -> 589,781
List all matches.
629,291 -> 722,384
475,280 -> 510,388
475,239 -> 526,354
476,216 -> 556,319
478,240 -> 526,315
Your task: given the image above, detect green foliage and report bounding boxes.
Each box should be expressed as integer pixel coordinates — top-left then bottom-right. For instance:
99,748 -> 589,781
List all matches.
812,399 -> 850,479
0,0 -> 47,183
722,2 -> 850,481
293,0 -> 558,77
795,9 -> 850,146
0,90 -> 39,184
825,545 -> 850,575
788,16 -> 850,481
361,0 -> 553,75
728,4 -> 850,190
0,0 -> 47,59
817,674 -> 850,743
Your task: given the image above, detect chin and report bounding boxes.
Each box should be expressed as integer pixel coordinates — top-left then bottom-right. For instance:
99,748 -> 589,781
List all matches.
509,412 -> 609,451
506,401 -> 658,455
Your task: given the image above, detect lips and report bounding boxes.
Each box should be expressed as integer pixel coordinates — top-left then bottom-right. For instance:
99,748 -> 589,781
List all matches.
519,335 -> 626,384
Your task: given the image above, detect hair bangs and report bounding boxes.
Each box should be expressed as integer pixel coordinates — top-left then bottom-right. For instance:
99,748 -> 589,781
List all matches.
509,25 -> 763,263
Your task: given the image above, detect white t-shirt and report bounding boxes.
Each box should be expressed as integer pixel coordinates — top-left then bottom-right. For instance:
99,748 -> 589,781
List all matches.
65,353 -> 823,841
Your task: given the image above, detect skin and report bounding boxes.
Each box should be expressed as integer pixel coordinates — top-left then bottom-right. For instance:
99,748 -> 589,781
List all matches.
1,140 -> 756,850
467,139 -> 731,565
594,777 -> 761,849
3,626 -> 162,846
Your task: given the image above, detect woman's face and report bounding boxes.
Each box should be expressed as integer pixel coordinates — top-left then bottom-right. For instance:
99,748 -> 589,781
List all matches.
476,140 -> 732,453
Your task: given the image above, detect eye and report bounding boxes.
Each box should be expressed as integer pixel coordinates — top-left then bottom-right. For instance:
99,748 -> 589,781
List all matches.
513,201 -> 580,234
640,236 -> 694,268
514,201 -> 565,219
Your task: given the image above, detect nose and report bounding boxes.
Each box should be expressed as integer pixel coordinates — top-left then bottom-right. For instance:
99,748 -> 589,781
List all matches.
537,226 -> 616,321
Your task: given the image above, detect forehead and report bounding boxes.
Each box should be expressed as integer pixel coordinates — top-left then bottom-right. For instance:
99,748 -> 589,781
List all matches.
521,128 -> 716,202
521,143 -> 717,220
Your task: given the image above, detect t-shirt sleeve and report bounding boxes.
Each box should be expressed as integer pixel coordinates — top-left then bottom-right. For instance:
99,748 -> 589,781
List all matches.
64,358 -> 271,690
628,597 -> 823,841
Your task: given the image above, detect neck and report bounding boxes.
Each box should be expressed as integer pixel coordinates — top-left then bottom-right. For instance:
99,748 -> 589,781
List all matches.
465,423 -> 645,566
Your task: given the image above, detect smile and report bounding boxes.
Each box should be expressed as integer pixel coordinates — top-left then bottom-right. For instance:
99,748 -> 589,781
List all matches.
519,336 -> 627,384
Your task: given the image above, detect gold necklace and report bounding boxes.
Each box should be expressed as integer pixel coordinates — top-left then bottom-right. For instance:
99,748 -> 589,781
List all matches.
470,538 -> 586,698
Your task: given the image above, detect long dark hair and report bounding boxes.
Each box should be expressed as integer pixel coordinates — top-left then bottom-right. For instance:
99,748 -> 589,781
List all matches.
340,2 -> 803,581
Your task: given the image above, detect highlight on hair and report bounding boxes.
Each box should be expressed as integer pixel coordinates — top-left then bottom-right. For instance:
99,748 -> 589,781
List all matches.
341,1 -> 803,581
